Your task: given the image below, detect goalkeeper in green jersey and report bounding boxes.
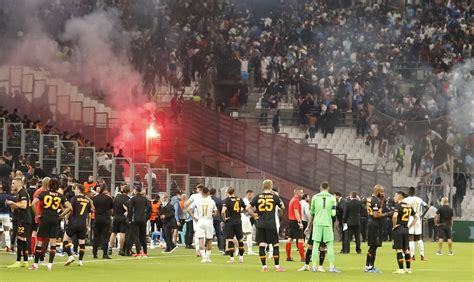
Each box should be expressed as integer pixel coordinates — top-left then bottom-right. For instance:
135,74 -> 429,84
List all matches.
308,182 -> 340,273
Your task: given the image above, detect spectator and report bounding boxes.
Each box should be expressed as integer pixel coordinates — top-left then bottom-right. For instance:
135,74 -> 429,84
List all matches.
272,110 -> 280,134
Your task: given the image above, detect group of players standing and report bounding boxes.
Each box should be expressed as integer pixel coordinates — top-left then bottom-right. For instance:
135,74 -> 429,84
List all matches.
3,174 -> 455,274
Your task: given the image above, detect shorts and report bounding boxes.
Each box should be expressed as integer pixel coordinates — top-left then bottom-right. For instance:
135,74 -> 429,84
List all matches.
256,228 -> 279,245
112,217 -> 128,234
66,223 -> 87,240
0,214 -> 11,230
195,219 -> 214,239
408,218 -> 422,235
287,220 -> 304,239
438,225 -> 452,240
241,215 -> 252,234
241,71 -> 249,81
367,223 -> 382,247
16,222 -> 31,239
224,222 -> 243,240
392,227 -> 409,250
312,225 -> 334,243
37,217 -> 60,239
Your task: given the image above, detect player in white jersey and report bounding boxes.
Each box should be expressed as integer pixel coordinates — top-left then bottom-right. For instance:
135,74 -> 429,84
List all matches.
405,187 -> 429,261
188,186 -> 217,263
241,190 -> 256,255
186,184 -> 203,256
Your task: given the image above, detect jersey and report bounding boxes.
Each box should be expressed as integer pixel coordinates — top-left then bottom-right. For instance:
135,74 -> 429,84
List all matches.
69,195 -> 91,226
436,206 -> 454,226
14,188 -> 32,224
366,195 -> 382,226
190,196 -> 216,220
113,193 -> 130,218
223,196 -> 245,224
249,192 -> 283,229
394,202 -> 416,230
188,192 -> 202,218
404,196 -> 427,217
37,190 -> 67,219
309,191 -> 336,227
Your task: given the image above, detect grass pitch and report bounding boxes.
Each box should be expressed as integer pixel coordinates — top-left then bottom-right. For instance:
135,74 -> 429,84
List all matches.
1,242 -> 473,281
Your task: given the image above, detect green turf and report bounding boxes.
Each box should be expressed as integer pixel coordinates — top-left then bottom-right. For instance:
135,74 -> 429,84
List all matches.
1,242 -> 473,281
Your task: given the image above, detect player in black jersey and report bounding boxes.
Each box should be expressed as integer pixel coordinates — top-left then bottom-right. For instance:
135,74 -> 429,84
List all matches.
6,177 -> 32,268
63,184 -> 92,267
246,179 -> 285,272
30,178 -> 72,271
92,184 -> 114,259
392,191 -> 417,274
364,184 -> 392,273
221,187 -> 246,263
109,185 -> 130,256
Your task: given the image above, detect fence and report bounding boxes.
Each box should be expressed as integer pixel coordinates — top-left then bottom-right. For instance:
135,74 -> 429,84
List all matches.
0,66 -> 117,146
180,102 -> 393,198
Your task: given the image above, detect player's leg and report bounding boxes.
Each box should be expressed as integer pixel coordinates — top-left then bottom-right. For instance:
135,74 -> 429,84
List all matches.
256,228 -> 268,271
270,228 -> 284,272
298,237 -> 312,271
63,231 -> 74,264
236,224 -> 245,262
296,228 -> 306,261
408,234 -> 415,259
446,227 -> 453,255
394,249 -> 405,273
48,237 -> 57,270
285,237 -> 293,261
319,243 -> 327,268
415,233 -> 425,260
30,235 -> 43,270
198,237 -> 206,262
78,239 -> 86,266
108,232 -> 117,254
311,226 -> 323,269
205,237 -> 213,262
437,227 -> 445,255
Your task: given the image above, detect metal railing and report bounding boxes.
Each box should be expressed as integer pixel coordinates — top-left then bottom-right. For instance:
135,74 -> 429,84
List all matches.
180,102 -> 394,197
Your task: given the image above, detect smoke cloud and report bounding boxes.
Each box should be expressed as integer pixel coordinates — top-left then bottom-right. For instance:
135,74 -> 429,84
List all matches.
1,1 -> 157,157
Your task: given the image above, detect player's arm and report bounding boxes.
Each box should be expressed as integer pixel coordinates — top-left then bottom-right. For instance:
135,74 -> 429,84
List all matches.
221,205 -> 229,222
331,198 -> 337,217
434,210 -> 440,226
187,203 -> 197,221
420,201 -> 430,219
30,197 -> 39,215
409,212 -> 418,229
392,211 -> 399,230
60,201 -> 73,218
245,203 -> 258,220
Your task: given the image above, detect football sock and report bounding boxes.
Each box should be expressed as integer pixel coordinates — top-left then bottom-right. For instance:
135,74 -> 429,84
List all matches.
15,239 -> 22,262
285,241 -> 291,259
21,241 -> 28,262
206,250 -> 211,260
397,252 -> 404,269
246,234 -> 253,252
326,241 -> 334,267
319,248 -> 326,266
79,244 -> 86,261
305,247 -> 312,265
228,241 -> 235,257
194,237 -> 199,252
238,241 -> 245,256
259,246 -> 266,266
63,241 -> 72,256
31,236 -> 36,255
49,246 -> 56,264
273,245 -> 280,266
311,242 -> 320,267
418,240 -> 425,256
297,241 -> 305,259
409,241 -> 415,257
34,245 -> 42,264
405,253 -> 411,269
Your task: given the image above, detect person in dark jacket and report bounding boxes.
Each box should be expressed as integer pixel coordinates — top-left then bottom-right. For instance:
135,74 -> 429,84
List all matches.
342,192 -> 362,254
92,184 -> 113,259
127,186 -> 150,257
161,194 -> 178,253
